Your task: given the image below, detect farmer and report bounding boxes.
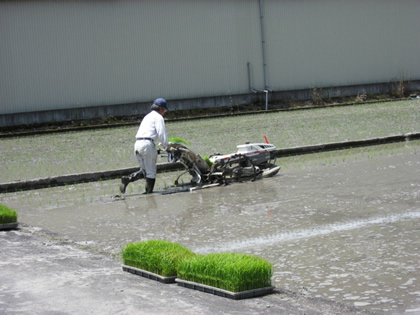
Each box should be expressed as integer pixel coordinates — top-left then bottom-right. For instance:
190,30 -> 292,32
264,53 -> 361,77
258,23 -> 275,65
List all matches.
120,98 -> 169,194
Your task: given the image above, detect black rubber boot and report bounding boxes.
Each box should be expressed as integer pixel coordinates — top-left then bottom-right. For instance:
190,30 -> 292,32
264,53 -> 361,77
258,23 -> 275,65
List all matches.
119,170 -> 144,194
145,177 -> 156,194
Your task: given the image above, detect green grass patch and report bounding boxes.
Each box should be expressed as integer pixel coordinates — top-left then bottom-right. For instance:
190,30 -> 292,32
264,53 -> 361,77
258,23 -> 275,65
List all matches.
177,253 -> 273,292
0,204 -> 18,224
122,240 -> 195,277
168,137 -> 189,145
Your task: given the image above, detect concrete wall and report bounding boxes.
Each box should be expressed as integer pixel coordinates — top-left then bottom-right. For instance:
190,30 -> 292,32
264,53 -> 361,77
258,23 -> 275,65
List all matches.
1,0 -> 419,126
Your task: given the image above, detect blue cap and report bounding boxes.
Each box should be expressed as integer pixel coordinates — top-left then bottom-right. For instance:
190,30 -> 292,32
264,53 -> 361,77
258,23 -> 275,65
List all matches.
153,98 -> 169,110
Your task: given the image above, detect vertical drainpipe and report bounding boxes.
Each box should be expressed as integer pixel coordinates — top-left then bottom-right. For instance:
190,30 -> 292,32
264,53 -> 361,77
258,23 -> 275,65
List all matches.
258,0 -> 270,110
258,0 -> 268,91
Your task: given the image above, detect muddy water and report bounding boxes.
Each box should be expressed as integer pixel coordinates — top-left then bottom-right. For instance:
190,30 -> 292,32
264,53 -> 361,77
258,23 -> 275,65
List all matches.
1,141 -> 419,314
1,99 -> 419,183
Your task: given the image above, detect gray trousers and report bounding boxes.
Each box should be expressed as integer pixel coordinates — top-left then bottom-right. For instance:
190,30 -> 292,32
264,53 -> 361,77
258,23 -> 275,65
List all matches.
134,139 -> 157,179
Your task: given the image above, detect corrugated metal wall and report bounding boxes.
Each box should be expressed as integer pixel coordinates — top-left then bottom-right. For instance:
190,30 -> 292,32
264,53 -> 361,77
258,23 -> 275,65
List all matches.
1,0 -> 419,116
264,0 -> 420,90
0,0 -> 262,115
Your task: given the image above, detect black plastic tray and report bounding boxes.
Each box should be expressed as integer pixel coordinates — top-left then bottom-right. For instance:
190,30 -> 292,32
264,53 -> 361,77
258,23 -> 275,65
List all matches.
122,265 -> 177,284
175,278 -> 274,300
0,222 -> 18,231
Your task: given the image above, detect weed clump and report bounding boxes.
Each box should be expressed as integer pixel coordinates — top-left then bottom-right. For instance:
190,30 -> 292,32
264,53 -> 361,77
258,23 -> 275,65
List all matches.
355,90 -> 368,103
122,240 -> 195,277
311,86 -> 326,105
390,78 -> 410,98
0,204 -> 18,224
177,253 -> 273,292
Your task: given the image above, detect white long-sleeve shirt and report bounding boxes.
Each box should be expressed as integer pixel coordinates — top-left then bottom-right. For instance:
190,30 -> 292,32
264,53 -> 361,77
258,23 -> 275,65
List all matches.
135,110 -> 168,149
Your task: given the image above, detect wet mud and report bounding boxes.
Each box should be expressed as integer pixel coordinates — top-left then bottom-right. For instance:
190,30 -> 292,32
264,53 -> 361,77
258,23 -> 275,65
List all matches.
1,99 -> 419,183
1,141 -> 419,314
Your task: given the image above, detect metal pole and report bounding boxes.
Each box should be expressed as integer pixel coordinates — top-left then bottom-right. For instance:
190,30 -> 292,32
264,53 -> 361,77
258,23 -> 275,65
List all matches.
264,90 -> 269,110
258,0 -> 268,90
247,62 -> 253,92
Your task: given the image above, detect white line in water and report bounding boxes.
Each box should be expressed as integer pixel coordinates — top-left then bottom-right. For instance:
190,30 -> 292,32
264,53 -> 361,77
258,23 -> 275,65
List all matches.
195,210 -> 420,254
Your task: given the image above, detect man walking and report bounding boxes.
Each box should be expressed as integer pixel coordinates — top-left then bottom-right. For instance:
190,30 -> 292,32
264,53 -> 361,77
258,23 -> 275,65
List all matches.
120,98 -> 169,194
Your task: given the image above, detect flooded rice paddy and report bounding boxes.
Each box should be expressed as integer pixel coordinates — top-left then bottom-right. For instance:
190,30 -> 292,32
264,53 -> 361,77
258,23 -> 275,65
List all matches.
1,100 -> 419,314
1,140 -> 419,314
0,99 -> 419,182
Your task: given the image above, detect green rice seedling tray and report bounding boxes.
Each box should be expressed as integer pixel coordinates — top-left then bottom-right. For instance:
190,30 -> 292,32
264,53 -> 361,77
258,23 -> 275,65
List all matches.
0,222 -> 18,231
175,279 -> 275,300
122,265 -> 177,284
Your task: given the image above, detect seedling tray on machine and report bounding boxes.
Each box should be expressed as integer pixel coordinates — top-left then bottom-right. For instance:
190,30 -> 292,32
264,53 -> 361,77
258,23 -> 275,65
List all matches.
122,265 -> 177,284
175,278 -> 275,300
0,222 -> 18,231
